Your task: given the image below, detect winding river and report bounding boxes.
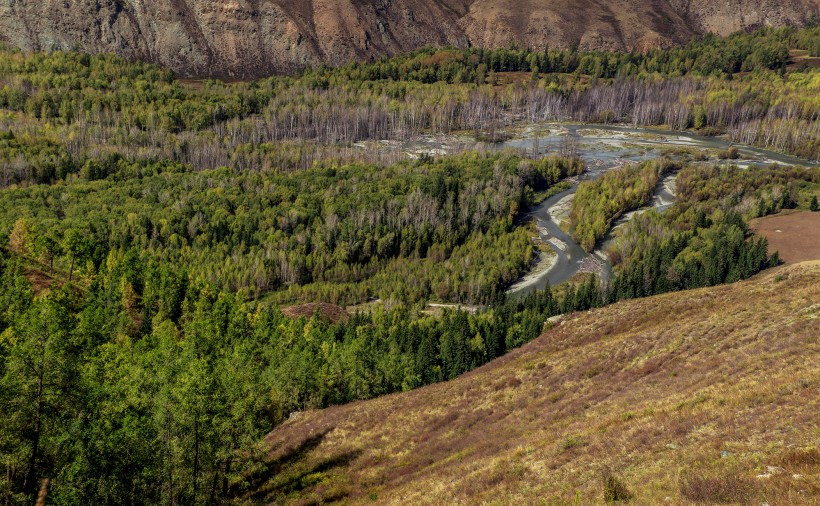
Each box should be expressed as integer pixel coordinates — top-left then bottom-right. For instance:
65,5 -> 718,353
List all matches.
498,124 -> 819,297
372,122 -> 819,297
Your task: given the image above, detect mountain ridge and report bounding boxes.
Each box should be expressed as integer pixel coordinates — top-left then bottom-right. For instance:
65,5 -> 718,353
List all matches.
1,0 -> 818,78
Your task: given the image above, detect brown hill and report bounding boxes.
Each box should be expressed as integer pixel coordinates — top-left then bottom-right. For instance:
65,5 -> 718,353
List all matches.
237,261 -> 820,504
1,0 -> 818,78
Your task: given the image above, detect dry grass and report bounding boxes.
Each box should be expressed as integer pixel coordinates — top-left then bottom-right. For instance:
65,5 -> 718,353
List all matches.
237,261 -> 820,505
23,266 -> 57,295
678,473 -> 757,503
21,262 -> 84,296
751,211 -> 820,264
281,303 -> 350,323
788,50 -> 820,70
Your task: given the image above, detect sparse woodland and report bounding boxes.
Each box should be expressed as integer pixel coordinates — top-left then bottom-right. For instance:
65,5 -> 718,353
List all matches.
0,26 -> 818,189
0,26 -> 818,504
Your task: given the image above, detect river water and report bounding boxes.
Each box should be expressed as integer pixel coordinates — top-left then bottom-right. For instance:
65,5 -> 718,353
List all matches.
497,124 -> 818,296
368,122 -> 818,296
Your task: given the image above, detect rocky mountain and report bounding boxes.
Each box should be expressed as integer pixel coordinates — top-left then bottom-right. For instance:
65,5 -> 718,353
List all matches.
1,0 -> 816,77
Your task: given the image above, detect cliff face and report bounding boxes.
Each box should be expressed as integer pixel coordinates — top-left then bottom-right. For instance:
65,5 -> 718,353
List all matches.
0,0 -> 817,78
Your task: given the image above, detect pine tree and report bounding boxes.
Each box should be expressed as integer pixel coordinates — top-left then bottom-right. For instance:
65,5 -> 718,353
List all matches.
415,330 -> 439,384
1,297 -> 78,496
440,311 -> 471,380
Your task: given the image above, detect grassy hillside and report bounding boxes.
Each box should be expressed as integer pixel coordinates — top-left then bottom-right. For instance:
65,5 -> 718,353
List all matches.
237,261 -> 820,505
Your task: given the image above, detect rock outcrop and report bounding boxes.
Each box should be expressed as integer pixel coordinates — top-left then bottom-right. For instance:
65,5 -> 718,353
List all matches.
0,0 -> 817,78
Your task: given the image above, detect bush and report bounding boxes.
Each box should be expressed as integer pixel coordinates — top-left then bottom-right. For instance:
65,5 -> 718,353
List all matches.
561,435 -> 587,450
603,474 -> 632,502
778,447 -> 820,468
717,146 -> 740,160
697,126 -> 725,137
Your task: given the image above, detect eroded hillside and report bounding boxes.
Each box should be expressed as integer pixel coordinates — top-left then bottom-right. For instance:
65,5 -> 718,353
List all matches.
240,261 -> 820,504
0,0 -> 817,77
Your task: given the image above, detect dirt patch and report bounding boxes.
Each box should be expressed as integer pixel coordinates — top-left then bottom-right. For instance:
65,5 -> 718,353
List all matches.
751,211 -> 820,264
788,50 -> 820,71
22,264 -> 84,297
282,303 -> 349,323
24,267 -> 56,295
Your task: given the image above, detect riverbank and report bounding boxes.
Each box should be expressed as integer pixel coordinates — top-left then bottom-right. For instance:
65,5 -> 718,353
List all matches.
507,247 -> 559,294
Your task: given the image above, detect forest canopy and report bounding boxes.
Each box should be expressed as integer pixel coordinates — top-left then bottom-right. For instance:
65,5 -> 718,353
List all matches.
0,152 -> 583,306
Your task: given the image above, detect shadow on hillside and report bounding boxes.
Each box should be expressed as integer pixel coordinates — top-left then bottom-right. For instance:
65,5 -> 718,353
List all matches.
236,429 -> 361,503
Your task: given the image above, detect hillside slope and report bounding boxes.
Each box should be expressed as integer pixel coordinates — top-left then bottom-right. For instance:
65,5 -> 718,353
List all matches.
239,262 -> 820,504
1,0 -> 817,78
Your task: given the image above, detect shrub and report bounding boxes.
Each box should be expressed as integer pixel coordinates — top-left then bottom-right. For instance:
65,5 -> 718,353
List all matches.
561,436 -> 587,450
778,448 -> 820,468
697,126 -> 725,137
603,474 -> 632,502
717,146 -> 740,160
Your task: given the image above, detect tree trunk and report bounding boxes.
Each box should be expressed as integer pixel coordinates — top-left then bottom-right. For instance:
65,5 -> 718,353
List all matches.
222,459 -> 231,499
208,458 -> 223,505
192,414 -> 199,503
166,415 -> 174,506
22,373 -> 44,494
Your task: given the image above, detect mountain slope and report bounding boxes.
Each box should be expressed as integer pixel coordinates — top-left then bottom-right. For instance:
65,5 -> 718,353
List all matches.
239,261 -> 820,504
1,0 -> 818,78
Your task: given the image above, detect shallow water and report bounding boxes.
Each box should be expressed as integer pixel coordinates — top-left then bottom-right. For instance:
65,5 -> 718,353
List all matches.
387,123 -> 818,296
507,188 -> 591,294
502,123 -> 819,169
498,123 -> 818,297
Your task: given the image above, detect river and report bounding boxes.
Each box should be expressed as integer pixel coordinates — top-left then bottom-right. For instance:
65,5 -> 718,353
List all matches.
498,123 -> 818,297
364,122 -> 818,297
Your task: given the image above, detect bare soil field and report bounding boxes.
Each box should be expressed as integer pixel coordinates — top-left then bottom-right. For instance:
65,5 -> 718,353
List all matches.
751,211 -> 820,264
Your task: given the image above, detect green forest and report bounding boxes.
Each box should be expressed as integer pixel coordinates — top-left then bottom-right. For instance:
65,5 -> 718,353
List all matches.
0,152 -> 583,307
607,164 -> 820,299
0,25 -> 818,189
570,158 -> 678,251
0,25 -> 818,504
2,157 -> 814,504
